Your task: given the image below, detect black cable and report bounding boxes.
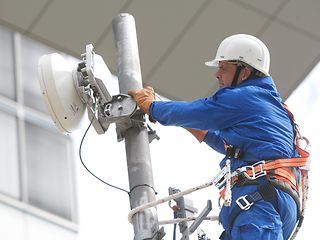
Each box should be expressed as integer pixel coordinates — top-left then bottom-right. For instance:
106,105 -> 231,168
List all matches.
130,184 -> 158,195
173,211 -> 177,240
79,114 -> 130,195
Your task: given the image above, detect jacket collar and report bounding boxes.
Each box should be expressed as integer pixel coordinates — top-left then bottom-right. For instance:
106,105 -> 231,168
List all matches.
237,76 -> 278,92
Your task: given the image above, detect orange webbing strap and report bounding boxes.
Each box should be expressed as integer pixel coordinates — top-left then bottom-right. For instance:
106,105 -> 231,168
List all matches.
283,103 -> 308,153
282,103 -> 296,126
229,166 -> 298,192
219,187 -> 227,199
231,148 -> 309,193
297,145 -> 309,159
273,168 -> 298,192
264,158 -> 306,170
222,165 -> 301,200
243,156 -> 308,177
250,146 -> 309,172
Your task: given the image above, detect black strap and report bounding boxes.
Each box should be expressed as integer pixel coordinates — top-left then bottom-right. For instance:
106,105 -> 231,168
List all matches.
225,143 -> 242,159
228,182 -> 278,228
231,65 -> 243,87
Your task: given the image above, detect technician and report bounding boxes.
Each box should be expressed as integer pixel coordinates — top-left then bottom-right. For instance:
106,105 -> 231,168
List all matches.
129,34 -> 301,240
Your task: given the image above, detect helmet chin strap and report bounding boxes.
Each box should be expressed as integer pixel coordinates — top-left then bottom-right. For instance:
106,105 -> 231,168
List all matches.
231,65 -> 244,87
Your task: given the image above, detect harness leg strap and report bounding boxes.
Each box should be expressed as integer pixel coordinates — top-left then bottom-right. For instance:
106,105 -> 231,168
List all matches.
229,182 -> 278,228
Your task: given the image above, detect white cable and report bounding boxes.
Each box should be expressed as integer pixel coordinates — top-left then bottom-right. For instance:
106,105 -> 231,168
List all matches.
224,159 -> 232,206
158,215 -> 219,225
128,181 -> 213,223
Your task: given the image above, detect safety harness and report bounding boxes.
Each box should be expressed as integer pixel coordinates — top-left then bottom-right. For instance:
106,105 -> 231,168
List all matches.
217,103 -> 310,239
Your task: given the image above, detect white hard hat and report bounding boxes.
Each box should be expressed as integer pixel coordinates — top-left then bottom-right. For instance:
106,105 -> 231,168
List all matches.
205,34 -> 270,76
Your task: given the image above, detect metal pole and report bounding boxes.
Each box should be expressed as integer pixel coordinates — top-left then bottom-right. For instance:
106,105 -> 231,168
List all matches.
112,13 -> 160,240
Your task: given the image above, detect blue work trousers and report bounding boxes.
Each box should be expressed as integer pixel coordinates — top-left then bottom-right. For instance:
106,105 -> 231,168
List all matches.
219,186 -> 297,240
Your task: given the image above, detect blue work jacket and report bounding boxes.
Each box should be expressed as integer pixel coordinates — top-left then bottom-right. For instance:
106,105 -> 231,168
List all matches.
150,76 -> 298,239
150,76 -> 298,171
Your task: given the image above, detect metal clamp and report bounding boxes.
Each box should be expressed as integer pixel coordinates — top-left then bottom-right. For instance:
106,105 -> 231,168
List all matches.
147,124 -> 160,143
236,195 -> 253,210
103,94 -> 137,123
212,166 -> 228,189
239,160 -> 266,180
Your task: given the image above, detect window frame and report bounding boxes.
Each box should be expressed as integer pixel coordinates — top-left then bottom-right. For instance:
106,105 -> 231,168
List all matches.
0,29 -> 78,231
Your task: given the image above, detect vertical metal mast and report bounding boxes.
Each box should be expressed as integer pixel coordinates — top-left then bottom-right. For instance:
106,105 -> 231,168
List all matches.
112,13 -> 160,240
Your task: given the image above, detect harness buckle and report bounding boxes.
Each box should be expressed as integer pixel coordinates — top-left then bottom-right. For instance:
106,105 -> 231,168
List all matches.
236,195 -> 253,210
241,160 -> 267,180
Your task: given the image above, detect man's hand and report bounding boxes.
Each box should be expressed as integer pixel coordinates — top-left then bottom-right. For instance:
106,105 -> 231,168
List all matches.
128,86 -> 155,114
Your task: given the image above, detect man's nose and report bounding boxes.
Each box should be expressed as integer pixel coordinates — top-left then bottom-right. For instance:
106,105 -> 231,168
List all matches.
215,70 -> 221,80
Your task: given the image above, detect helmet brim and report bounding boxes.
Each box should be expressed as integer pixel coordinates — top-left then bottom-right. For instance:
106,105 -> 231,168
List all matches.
204,57 -> 235,67
205,59 -> 219,67
205,58 -> 270,76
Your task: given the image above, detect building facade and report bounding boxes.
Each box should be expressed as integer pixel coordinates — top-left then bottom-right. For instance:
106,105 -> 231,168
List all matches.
0,24 -> 79,239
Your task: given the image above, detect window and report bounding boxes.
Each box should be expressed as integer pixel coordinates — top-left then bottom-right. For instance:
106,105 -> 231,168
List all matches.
0,26 -> 15,99
20,35 -> 56,113
0,110 -> 20,198
25,121 -> 75,220
0,27 -> 77,225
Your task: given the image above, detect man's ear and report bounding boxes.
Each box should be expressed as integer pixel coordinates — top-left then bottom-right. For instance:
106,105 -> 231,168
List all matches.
241,67 -> 252,81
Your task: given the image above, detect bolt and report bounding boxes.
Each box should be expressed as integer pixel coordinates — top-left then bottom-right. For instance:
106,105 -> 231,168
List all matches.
118,105 -> 123,110
105,109 -> 111,116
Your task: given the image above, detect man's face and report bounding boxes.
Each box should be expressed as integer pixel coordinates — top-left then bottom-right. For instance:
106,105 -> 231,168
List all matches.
215,61 -> 237,88
216,61 -> 252,88
216,61 -> 237,88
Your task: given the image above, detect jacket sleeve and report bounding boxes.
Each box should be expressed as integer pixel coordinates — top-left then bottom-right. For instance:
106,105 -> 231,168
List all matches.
149,90 -> 245,131
203,130 -> 226,154
203,131 -> 226,154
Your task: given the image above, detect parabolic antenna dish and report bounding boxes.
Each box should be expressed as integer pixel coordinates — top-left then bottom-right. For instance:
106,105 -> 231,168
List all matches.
38,53 -> 86,134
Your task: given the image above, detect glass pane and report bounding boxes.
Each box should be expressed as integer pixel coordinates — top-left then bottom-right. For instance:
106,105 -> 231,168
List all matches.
26,213 -> 77,239
20,35 -> 56,113
25,121 -> 75,220
0,204 -> 25,239
0,110 -> 20,198
0,202 -> 76,239
0,26 -> 15,99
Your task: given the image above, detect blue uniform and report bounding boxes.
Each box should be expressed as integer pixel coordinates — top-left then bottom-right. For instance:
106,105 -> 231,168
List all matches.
150,76 -> 298,239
